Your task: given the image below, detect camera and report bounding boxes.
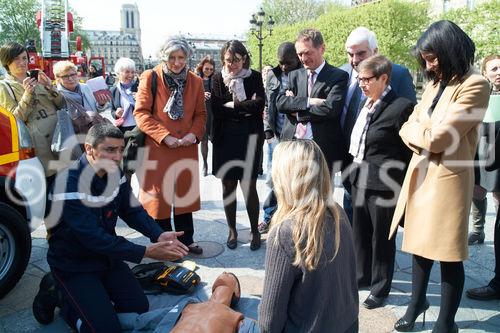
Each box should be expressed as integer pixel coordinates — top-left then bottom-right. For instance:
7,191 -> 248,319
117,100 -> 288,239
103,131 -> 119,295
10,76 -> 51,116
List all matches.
28,69 -> 39,81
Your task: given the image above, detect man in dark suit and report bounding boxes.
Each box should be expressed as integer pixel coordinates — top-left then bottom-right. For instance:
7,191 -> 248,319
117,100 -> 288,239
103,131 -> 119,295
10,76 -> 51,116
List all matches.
340,26 -> 417,223
277,28 -> 348,173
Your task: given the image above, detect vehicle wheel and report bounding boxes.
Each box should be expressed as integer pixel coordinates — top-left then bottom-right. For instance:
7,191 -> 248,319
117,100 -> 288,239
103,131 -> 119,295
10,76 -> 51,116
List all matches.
0,202 -> 31,299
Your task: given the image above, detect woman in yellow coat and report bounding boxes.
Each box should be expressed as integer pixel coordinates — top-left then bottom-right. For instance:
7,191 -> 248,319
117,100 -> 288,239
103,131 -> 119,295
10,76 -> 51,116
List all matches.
390,21 -> 490,333
134,37 -> 206,254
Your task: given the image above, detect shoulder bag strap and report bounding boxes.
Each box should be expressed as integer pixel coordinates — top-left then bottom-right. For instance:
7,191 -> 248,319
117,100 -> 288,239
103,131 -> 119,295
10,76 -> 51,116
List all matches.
2,81 -> 18,104
150,69 -> 157,110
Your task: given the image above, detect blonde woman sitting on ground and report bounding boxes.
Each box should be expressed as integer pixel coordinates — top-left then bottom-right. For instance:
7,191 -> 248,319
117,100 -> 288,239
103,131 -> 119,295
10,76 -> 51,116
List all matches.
258,140 -> 359,333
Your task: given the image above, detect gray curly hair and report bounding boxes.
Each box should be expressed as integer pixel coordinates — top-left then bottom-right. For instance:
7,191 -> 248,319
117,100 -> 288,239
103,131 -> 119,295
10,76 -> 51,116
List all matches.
157,36 -> 194,62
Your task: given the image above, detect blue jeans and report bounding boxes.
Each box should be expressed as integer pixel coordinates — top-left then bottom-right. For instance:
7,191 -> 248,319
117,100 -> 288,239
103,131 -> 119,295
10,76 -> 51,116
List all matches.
263,139 -> 279,223
265,139 -> 278,185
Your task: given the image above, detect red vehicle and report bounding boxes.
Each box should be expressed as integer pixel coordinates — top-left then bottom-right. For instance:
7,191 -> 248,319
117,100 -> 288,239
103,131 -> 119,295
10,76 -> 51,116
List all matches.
27,0 -> 105,81
0,106 -> 46,298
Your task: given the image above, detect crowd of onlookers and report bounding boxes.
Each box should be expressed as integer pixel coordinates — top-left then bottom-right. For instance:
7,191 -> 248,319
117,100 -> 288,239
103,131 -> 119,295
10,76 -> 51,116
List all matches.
0,17 -> 499,333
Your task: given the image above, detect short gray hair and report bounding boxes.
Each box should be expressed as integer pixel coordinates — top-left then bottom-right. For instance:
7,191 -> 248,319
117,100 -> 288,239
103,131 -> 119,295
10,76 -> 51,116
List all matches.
357,54 -> 392,82
157,36 -> 194,62
114,57 -> 135,74
345,27 -> 378,51
53,60 -> 78,77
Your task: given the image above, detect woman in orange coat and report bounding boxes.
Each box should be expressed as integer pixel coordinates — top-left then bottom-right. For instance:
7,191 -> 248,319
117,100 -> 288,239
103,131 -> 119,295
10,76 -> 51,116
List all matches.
134,36 -> 207,254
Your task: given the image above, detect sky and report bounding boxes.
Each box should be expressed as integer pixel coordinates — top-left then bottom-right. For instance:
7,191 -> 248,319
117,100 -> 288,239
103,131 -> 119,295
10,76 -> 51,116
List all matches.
70,0 -> 263,59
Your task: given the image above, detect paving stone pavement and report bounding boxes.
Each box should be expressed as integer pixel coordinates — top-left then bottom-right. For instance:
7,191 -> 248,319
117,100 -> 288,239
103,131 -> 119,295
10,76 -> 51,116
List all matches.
0,143 -> 499,332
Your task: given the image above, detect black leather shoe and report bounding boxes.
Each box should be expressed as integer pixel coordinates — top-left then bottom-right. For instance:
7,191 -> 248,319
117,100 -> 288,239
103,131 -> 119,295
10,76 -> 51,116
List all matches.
362,294 -> 385,309
33,273 -> 59,325
188,244 -> 203,255
466,285 -> 500,300
394,300 -> 430,332
250,232 -> 261,251
467,231 -> 485,245
227,232 -> 238,250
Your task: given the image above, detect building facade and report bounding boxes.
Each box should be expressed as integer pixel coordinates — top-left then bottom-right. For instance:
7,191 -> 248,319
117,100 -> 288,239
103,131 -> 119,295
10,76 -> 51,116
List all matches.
85,4 -> 144,73
428,0 -> 486,15
182,33 -> 246,72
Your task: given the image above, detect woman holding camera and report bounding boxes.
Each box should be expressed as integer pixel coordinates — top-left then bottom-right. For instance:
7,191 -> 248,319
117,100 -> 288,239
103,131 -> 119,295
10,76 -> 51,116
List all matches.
0,42 -> 63,180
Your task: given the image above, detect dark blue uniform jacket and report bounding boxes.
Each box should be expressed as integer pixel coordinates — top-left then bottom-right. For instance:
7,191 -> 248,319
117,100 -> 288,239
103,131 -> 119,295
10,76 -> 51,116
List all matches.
47,155 -> 163,272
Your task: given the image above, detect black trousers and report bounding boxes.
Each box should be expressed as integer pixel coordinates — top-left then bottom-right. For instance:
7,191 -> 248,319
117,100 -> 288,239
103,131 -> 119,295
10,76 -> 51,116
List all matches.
52,261 -> 148,333
490,209 -> 500,289
351,185 -> 396,297
156,212 -> 194,246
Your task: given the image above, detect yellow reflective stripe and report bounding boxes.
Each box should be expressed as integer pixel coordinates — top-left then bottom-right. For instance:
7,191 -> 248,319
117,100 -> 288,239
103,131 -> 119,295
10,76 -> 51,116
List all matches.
0,106 -> 19,153
9,113 -> 18,152
0,151 -> 20,165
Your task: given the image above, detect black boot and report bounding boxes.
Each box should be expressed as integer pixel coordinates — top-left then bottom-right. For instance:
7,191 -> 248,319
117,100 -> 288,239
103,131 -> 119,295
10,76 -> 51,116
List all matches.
468,197 -> 486,245
33,272 -> 60,325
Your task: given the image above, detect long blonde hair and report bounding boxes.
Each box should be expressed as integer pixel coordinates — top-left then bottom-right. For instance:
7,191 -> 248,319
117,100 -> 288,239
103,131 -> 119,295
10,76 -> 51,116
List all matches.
270,140 -> 340,271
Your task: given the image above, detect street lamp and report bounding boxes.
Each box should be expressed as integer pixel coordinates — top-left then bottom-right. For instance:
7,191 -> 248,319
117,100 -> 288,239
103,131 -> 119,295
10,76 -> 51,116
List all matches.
249,8 -> 275,72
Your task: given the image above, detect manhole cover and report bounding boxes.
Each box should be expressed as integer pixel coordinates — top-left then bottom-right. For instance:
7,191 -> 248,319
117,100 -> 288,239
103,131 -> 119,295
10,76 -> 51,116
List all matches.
237,228 -> 268,244
187,241 -> 224,259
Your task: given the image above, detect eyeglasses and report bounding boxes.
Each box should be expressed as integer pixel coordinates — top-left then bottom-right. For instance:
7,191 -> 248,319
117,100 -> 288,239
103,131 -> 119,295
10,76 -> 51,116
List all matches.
59,73 -> 78,80
203,68 -> 214,71
225,57 -> 243,65
357,75 -> 377,85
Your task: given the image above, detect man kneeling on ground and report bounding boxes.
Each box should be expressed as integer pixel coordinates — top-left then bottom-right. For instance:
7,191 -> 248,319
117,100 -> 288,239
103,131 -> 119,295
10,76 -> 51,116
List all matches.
33,123 -> 189,332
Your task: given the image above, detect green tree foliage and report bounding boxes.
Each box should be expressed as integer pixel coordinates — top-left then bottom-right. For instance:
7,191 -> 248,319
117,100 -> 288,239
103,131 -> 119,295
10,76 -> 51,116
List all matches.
0,0 -> 88,54
441,0 -> 499,60
261,0 -> 332,26
248,0 -> 429,70
69,6 -> 90,52
0,0 -> 40,46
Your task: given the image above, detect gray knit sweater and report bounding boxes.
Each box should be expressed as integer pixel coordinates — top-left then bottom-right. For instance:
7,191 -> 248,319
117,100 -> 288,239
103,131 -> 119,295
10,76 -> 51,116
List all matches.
258,206 -> 359,333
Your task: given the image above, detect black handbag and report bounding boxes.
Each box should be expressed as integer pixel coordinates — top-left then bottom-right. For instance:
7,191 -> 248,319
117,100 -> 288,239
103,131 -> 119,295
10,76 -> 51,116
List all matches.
122,70 -> 158,173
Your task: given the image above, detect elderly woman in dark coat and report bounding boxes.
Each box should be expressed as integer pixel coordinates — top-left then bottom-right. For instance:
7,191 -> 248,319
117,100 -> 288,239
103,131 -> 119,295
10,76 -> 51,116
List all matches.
211,40 -> 265,251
